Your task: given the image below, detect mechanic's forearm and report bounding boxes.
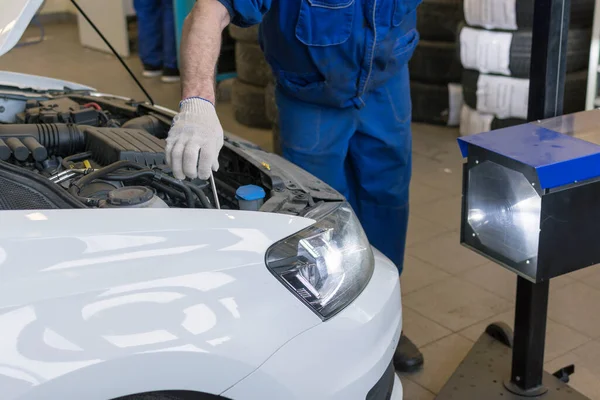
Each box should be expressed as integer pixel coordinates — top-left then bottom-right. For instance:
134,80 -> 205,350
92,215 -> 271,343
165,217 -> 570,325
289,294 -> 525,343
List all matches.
180,0 -> 231,104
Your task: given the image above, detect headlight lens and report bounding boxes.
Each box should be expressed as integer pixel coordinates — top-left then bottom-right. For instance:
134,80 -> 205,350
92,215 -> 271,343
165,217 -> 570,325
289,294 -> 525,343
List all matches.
266,202 -> 374,319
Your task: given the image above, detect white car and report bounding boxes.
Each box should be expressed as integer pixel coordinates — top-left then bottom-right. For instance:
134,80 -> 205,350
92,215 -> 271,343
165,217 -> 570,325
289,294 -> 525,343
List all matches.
0,2 -> 403,400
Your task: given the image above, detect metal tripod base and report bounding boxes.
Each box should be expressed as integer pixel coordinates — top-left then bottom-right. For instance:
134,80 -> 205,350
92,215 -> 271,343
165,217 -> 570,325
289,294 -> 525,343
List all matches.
435,328 -> 588,399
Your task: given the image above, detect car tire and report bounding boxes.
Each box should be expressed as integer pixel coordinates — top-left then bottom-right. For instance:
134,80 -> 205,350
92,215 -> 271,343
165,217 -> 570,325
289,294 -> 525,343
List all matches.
232,79 -> 271,128
464,0 -> 594,30
409,40 -> 462,84
218,29 -> 236,74
216,78 -> 234,103
411,81 -> 463,126
123,394 -> 184,400
235,42 -> 271,87
459,25 -> 591,78
265,80 -> 278,124
121,392 -> 226,400
490,116 -> 526,130
462,69 -> 588,118
459,105 -> 525,136
417,0 -> 464,41
228,24 -> 259,43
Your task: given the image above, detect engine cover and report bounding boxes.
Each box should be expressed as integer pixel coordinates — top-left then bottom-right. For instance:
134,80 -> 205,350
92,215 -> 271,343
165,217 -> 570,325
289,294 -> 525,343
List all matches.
83,127 -> 167,167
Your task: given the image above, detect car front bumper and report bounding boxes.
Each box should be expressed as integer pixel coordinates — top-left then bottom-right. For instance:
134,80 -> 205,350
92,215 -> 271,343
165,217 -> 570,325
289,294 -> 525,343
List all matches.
223,248 -> 403,400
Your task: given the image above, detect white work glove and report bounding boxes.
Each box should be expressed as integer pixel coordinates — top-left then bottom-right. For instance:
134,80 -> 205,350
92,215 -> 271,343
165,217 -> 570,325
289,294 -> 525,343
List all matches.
165,97 -> 224,180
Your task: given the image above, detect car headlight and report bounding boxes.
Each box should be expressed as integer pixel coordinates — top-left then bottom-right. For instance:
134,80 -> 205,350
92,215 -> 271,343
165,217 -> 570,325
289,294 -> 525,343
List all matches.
266,202 -> 374,320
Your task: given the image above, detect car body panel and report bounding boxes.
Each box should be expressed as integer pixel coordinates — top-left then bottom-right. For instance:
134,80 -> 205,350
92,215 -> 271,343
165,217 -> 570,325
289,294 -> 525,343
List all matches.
0,71 -> 96,92
0,0 -> 43,57
0,209 -> 322,399
223,249 -> 403,399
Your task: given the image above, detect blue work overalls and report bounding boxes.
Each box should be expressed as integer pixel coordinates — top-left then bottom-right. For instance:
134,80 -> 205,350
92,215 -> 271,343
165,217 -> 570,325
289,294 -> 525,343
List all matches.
133,0 -> 178,69
219,0 -> 421,274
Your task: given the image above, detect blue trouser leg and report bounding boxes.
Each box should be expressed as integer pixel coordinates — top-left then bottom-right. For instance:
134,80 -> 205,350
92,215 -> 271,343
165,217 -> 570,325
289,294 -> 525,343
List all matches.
161,0 -> 178,69
133,0 -> 163,68
276,65 -> 412,276
350,66 -> 412,274
276,89 -> 357,205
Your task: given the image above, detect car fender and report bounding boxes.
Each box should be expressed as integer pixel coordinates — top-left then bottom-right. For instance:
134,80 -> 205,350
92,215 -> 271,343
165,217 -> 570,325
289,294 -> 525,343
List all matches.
0,209 -> 321,400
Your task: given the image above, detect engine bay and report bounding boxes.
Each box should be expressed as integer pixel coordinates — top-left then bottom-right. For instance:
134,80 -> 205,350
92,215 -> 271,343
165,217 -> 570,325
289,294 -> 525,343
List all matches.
0,93 -> 342,213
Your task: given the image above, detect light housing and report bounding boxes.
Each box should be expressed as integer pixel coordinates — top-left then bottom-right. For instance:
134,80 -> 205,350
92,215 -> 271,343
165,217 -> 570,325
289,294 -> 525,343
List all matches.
459,116 -> 600,282
266,202 -> 374,320
466,161 -> 542,264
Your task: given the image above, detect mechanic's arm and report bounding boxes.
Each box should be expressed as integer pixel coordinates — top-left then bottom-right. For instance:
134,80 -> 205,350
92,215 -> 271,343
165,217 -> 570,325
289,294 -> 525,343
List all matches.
166,0 -> 230,181
167,0 -> 271,181
180,1 -> 230,103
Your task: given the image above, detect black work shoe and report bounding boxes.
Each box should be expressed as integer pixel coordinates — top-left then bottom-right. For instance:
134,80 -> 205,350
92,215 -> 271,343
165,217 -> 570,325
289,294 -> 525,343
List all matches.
142,64 -> 162,78
393,333 -> 424,373
161,67 -> 180,83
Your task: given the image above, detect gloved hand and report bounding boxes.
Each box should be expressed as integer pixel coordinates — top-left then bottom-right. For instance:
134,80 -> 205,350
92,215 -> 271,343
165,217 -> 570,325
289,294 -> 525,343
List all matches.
165,97 -> 224,180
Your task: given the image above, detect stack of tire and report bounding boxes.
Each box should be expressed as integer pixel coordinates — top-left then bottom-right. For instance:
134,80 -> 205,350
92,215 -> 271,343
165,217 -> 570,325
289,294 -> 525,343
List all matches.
458,0 -> 594,136
410,0 -> 464,126
218,28 -> 236,74
228,25 -> 274,129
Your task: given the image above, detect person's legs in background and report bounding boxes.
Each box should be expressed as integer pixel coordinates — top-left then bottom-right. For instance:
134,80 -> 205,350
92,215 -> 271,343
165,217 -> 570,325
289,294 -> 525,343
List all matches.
350,65 -> 424,372
133,0 -> 163,77
160,0 -> 180,83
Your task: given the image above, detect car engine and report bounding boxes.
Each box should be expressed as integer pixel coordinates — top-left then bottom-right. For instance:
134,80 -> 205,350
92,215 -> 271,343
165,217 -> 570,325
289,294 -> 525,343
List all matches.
0,94 -> 342,213
0,95 -> 216,210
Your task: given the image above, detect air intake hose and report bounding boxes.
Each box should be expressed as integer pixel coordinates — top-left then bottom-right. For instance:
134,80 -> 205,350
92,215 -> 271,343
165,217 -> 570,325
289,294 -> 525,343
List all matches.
0,123 -> 85,161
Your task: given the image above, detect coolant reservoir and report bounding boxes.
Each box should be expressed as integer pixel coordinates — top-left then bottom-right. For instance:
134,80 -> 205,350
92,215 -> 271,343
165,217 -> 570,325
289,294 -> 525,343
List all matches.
236,184 -> 266,211
105,186 -> 169,208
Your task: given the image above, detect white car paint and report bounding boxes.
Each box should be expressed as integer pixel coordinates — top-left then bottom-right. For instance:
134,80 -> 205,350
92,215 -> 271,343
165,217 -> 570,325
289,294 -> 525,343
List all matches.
0,209 -> 320,399
0,209 -> 403,400
0,0 -> 43,57
0,71 -> 96,92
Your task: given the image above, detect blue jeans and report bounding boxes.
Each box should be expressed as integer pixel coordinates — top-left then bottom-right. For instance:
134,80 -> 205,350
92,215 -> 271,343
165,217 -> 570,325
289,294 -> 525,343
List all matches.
133,0 -> 178,69
277,65 -> 412,275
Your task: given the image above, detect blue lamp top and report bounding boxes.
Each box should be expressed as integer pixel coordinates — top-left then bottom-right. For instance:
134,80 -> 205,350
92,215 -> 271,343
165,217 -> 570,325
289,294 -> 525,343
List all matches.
458,122 -> 600,189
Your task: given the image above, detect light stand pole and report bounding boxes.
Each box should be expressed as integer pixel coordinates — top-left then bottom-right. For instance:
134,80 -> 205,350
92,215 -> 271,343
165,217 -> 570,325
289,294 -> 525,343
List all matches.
508,1 -> 570,394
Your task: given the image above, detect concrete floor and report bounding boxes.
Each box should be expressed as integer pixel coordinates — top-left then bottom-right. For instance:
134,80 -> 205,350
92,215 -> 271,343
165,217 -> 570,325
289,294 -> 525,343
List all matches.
4,22 -> 600,399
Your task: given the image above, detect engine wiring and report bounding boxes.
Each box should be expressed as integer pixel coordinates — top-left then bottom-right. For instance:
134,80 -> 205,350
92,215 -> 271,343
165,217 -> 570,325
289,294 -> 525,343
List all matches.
65,159 -> 214,209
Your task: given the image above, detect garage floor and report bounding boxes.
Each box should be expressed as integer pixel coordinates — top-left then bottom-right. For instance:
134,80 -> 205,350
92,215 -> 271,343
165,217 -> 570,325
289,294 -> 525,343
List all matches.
4,22 -> 600,400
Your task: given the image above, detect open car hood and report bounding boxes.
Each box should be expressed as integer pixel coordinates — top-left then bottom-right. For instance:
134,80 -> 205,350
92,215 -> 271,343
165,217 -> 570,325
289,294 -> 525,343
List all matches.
0,0 -> 43,57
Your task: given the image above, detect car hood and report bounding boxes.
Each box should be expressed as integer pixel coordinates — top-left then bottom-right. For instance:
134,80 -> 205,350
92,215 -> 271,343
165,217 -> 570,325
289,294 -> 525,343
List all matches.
0,209 -> 323,399
0,208 -> 314,309
0,0 -> 43,57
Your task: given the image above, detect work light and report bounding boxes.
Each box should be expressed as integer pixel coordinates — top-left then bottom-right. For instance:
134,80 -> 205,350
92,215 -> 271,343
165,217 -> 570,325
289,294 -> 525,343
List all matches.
458,120 -> 600,282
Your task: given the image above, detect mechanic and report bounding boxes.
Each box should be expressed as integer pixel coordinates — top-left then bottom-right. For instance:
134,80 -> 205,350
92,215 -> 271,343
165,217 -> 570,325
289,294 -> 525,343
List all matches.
166,0 -> 424,372
133,0 -> 180,83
